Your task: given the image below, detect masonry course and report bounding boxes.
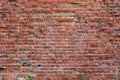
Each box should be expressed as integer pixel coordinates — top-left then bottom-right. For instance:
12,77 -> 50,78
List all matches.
0,0 -> 120,80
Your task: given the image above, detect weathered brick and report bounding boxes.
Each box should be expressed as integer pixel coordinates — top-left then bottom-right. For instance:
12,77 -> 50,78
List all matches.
0,0 -> 119,79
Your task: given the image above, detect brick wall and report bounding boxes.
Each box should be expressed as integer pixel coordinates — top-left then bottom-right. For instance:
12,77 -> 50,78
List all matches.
0,0 -> 120,80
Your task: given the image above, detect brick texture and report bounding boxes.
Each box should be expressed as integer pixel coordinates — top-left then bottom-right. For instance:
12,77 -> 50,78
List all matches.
0,0 -> 120,80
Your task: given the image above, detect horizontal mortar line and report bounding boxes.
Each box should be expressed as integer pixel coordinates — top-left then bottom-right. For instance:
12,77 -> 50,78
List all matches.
17,2 -> 108,4
95,60 -> 120,62
3,49 -> 97,51
1,69 -> 118,71
0,69 -> 113,71
0,51 -> 115,54
0,41 -> 86,47
36,63 -> 119,65
4,66 -> 118,68
0,72 -> 119,75
0,53 -> 116,56
0,42 -> 106,44
0,71 -> 118,74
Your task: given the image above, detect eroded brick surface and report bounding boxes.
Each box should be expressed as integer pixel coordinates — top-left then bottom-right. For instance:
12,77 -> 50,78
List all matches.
0,0 -> 120,80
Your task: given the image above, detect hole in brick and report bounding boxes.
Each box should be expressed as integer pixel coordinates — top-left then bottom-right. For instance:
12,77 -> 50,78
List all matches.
0,67 -> 5,71
38,64 -> 42,67
114,30 -> 120,35
20,61 -> 28,65
2,54 -> 8,57
9,30 -> 17,33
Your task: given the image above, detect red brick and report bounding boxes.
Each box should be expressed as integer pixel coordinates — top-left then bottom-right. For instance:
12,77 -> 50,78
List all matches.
56,17 -> 66,22
37,0 -> 46,2
0,0 -> 119,79
17,0 -> 26,3
96,0 -> 103,2
105,0 -> 113,2
29,0 -> 36,1
66,0 -> 76,3
53,78 -> 63,80
47,0 -> 56,2
66,17 -> 75,22
57,0 -> 66,2
88,0 -> 94,2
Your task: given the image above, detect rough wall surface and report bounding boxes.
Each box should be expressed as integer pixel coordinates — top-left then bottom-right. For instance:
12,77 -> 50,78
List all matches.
0,0 -> 120,80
